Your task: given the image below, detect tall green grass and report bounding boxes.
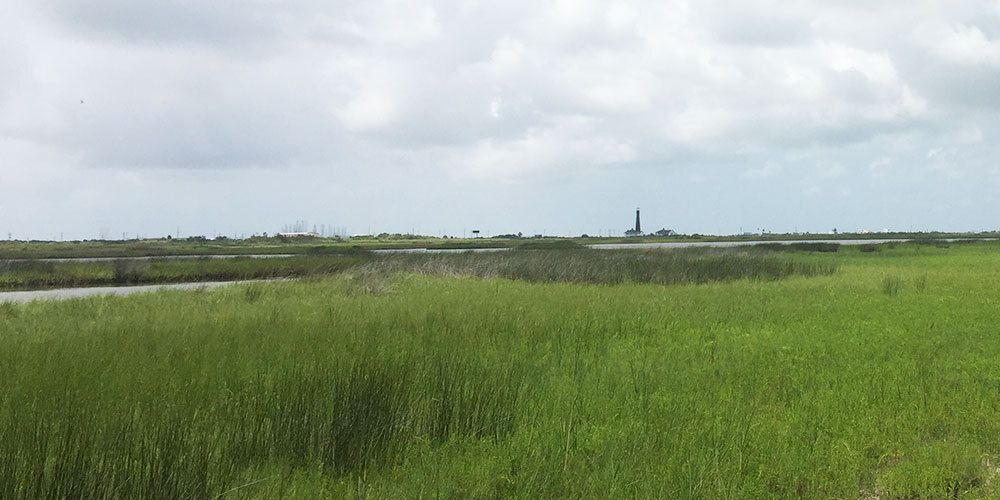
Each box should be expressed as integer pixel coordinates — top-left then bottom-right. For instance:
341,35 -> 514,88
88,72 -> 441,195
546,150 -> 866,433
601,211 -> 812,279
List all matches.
0,279 -> 535,497
0,256 -> 365,290
0,248 -> 832,291
753,242 -> 840,253
356,248 -> 836,285
3,245 -> 1000,497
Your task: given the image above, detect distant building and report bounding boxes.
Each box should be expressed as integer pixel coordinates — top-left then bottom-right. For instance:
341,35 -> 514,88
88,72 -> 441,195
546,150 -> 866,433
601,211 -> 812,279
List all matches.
654,228 -> 676,236
277,232 -> 319,238
625,208 -> 644,237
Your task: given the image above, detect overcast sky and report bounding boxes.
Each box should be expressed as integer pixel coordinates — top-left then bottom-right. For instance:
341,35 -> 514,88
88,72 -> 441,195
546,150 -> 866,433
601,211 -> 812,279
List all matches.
2,0 -> 1000,239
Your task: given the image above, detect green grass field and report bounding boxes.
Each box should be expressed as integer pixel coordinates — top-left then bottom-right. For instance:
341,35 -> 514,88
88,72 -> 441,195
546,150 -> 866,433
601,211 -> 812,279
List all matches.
0,246 -> 832,291
0,236 -> 519,259
0,255 -> 367,291
0,230 -> 995,259
2,244 -> 1000,497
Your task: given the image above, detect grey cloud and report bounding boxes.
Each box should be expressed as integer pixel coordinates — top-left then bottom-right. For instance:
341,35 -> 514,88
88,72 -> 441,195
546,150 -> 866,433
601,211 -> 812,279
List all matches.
42,0 -> 282,46
5,0 -> 1000,238
708,3 -> 814,47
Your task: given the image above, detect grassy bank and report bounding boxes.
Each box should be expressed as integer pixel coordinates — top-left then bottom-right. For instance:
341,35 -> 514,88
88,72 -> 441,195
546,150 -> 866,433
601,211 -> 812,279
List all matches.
356,247 -> 836,286
0,247 -> 834,291
0,256 -> 366,291
2,244 -> 1000,496
0,237 -> 520,260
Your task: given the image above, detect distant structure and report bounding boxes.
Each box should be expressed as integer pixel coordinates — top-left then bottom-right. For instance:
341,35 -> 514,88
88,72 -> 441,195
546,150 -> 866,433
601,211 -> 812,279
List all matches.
280,220 -> 347,237
654,228 -> 676,236
625,207 -> 644,237
277,232 -> 319,238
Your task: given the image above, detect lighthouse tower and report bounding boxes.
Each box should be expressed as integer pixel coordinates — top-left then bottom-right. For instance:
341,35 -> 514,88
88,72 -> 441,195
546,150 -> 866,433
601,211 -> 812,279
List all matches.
625,207 -> 644,237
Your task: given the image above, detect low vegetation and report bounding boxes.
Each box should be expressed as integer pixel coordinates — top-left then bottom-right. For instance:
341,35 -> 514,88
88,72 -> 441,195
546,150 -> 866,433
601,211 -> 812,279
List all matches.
0,256 -> 365,290
0,231 -> 995,259
357,247 -> 836,286
0,248 -> 834,291
2,243 -> 1000,496
0,236 -> 516,259
753,242 -> 841,253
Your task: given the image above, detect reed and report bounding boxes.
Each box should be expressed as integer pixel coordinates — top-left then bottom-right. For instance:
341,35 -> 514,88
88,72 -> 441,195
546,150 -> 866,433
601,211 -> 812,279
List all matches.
2,243 -> 1000,497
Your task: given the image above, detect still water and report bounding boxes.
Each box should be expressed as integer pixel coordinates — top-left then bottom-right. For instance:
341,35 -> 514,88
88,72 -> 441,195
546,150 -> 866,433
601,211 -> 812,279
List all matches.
0,281 -> 246,304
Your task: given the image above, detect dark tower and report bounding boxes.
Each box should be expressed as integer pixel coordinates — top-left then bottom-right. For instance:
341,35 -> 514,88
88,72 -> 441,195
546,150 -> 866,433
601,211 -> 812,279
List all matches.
635,207 -> 641,233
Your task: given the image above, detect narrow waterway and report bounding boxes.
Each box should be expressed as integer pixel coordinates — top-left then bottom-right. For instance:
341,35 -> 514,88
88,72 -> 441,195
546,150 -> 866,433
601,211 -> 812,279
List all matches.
0,281 -> 249,304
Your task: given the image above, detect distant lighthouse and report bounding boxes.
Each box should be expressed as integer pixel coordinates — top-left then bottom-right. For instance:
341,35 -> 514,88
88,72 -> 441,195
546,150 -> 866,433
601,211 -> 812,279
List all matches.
625,207 -> 644,237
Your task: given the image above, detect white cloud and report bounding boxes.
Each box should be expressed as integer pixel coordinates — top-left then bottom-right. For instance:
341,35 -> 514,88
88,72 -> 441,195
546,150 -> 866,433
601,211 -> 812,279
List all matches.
869,157 -> 892,171
338,90 -> 397,132
3,0 -> 1000,237
820,163 -> 846,178
925,24 -> 1000,66
743,162 -> 783,179
453,117 -> 637,180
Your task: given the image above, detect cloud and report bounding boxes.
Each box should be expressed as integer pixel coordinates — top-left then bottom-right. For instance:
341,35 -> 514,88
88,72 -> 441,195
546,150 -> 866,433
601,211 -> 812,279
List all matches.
451,116 -> 638,180
743,162 -> 783,179
869,156 -> 892,172
3,0 -> 1000,237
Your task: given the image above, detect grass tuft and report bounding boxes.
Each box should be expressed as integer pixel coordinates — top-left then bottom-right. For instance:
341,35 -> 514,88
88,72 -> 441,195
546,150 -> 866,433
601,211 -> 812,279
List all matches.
882,275 -> 903,296
354,248 -> 836,286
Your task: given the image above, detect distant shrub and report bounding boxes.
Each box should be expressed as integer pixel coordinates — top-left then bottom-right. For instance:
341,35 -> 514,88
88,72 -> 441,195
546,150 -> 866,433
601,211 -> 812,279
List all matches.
754,242 -> 840,253
359,248 -> 836,286
908,239 -> 951,248
0,260 -> 57,273
305,245 -> 336,255
858,244 -> 879,253
111,259 -> 145,285
304,246 -> 375,257
514,240 -> 584,251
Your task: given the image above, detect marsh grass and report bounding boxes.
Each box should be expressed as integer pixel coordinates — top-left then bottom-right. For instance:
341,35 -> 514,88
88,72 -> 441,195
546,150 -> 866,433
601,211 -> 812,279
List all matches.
0,248 -> 833,291
0,290 -> 532,497
111,259 -> 145,284
243,282 -> 265,302
0,255 -> 366,291
882,275 -> 904,296
357,248 -> 836,286
514,240 -> 585,250
755,242 -> 840,253
2,244 -> 1000,497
